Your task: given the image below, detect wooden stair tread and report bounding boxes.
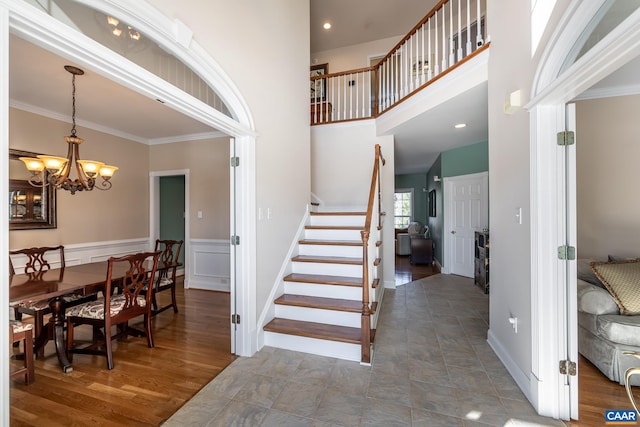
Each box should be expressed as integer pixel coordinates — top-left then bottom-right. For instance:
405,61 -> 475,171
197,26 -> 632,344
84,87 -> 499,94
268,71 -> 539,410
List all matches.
275,294 -> 362,312
310,211 -> 366,216
264,318 -> 361,344
292,255 -> 362,265
305,225 -> 364,230
299,239 -> 363,246
284,273 -> 362,287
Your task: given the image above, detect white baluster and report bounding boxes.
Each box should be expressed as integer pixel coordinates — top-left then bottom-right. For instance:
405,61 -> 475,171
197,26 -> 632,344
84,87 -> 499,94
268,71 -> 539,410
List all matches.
350,73 -> 354,119
457,0 -> 463,61
476,0 -> 483,47
421,23 -> 425,85
434,11 -> 439,75
428,18 -> 433,79
467,0 -> 472,56
449,1 -> 455,66
441,7 -> 447,71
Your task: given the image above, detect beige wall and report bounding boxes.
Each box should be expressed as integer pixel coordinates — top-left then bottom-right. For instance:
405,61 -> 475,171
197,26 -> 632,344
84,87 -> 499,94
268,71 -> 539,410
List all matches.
9,108 -> 149,249
147,0 -> 311,317
576,94 -> 640,260
149,138 -> 230,239
487,0 -> 572,382
311,35 -> 401,72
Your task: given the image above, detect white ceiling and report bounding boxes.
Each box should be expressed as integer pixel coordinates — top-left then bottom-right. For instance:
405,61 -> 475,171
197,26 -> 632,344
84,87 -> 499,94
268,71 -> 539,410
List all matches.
310,0 -> 440,53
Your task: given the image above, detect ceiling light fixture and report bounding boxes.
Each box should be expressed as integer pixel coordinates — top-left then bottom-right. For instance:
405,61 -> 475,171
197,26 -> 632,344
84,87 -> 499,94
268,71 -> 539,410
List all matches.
454,123 -> 467,129
107,16 -> 141,41
19,66 -> 118,195
323,22 -> 332,30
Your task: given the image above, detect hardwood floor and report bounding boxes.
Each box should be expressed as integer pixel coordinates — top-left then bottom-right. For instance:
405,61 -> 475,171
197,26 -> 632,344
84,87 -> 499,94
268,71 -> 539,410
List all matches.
9,278 -> 236,426
396,254 -> 640,426
394,253 -> 439,286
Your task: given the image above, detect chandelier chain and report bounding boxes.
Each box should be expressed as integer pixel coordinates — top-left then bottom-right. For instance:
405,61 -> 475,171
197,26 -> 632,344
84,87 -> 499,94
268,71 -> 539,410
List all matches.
70,73 -> 77,137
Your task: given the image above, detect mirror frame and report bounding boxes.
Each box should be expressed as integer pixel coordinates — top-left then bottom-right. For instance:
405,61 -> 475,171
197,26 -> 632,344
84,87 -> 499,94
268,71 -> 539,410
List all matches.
9,148 -> 57,230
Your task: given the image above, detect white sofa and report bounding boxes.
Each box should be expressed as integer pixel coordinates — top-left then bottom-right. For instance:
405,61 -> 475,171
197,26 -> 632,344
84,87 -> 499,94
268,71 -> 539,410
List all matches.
577,259 -> 640,385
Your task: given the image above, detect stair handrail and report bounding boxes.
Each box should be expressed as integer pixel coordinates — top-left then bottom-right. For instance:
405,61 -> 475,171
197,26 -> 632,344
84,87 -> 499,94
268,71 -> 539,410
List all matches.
310,0 -> 488,124
360,144 -> 385,364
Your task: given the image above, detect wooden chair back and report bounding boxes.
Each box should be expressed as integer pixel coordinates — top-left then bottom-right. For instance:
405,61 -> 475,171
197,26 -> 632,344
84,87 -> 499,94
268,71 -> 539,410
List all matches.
150,239 -> 183,315
104,251 -> 160,327
9,245 -> 65,280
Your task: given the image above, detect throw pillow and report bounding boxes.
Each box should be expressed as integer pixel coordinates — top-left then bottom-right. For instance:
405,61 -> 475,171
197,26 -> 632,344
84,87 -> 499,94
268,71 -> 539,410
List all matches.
591,259 -> 640,315
578,258 -> 606,289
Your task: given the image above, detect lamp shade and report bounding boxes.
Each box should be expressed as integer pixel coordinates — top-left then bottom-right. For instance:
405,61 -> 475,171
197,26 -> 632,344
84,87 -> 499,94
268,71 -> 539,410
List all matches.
37,155 -> 68,171
99,165 -> 119,178
19,157 -> 45,172
77,160 -> 105,177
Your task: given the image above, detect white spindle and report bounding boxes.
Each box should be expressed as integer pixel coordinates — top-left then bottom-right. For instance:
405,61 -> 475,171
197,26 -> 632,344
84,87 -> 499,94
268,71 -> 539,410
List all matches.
476,0 -> 483,47
449,1 -> 454,66
467,0 -> 472,55
421,24 -> 425,84
434,11 -> 439,75
441,7 -> 446,71
428,18 -> 433,79
350,73 -> 354,119
367,70 -> 371,116
457,0 -> 463,61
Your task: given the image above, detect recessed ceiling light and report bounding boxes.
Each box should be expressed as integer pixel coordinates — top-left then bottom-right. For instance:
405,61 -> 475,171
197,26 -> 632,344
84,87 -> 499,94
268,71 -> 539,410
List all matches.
323,22 -> 332,30
454,123 -> 466,129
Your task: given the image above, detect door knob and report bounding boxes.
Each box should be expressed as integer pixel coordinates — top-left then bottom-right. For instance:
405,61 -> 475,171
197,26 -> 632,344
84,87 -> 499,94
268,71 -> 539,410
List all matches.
451,230 -> 456,234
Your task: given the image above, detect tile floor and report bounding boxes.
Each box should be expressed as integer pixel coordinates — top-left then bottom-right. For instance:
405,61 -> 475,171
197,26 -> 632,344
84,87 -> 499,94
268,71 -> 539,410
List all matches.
164,274 -> 566,426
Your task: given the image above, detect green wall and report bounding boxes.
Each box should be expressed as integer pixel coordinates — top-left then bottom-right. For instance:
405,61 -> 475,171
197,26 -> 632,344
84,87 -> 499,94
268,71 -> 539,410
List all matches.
160,175 -> 186,264
394,173 -> 427,226
428,140 -> 488,267
442,140 -> 488,177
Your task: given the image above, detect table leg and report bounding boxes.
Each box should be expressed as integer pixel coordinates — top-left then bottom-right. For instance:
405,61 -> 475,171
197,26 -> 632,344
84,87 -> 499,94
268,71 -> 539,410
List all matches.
48,297 -> 73,373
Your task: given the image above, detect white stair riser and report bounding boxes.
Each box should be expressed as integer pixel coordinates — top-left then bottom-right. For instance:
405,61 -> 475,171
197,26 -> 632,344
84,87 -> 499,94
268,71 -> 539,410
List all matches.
264,332 -> 361,362
310,215 -> 365,227
284,282 -> 362,300
298,244 -> 362,258
305,229 -> 363,240
275,305 -> 361,328
292,262 -> 362,277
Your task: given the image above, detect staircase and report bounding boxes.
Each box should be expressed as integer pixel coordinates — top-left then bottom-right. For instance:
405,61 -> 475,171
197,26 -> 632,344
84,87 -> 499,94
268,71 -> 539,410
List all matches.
263,210 -> 383,364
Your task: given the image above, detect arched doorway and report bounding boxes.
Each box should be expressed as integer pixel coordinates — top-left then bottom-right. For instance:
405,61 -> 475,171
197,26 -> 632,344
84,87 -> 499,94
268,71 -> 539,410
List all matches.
528,0 -> 640,419
1,1 -> 258,422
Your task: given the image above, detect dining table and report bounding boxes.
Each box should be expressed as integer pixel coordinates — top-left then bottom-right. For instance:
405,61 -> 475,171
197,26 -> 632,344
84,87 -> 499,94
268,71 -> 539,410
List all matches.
9,258 -> 179,373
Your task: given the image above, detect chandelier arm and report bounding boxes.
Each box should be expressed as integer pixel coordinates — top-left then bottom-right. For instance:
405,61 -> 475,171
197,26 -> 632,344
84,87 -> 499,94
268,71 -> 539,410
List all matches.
72,141 -> 92,191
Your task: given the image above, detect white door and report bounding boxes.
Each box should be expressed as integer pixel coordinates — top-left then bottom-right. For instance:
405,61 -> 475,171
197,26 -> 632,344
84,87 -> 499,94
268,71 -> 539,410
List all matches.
444,172 -> 488,277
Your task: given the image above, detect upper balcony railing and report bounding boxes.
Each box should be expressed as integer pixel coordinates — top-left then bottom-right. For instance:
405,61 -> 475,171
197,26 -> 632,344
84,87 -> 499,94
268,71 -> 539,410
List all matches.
311,0 -> 488,125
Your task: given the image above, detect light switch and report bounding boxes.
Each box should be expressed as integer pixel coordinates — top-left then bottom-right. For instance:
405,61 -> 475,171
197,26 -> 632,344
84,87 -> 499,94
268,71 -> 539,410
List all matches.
197,210 -> 203,219
267,208 -> 273,220
515,207 -> 522,224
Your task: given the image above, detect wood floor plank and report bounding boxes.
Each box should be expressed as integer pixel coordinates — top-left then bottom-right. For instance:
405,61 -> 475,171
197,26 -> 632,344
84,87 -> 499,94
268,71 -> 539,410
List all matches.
10,278 -> 235,426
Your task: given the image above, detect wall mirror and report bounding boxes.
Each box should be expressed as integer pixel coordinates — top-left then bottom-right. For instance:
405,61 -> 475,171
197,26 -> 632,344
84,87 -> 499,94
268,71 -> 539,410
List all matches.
9,148 -> 57,230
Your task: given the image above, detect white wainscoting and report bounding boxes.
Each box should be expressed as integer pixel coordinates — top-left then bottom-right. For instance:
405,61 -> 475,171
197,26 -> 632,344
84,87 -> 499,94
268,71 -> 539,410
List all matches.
187,239 -> 231,292
9,238 -> 151,274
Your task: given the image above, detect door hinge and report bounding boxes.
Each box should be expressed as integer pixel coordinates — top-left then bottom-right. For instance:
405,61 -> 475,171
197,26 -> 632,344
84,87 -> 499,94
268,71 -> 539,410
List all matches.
231,235 -> 240,245
231,314 -> 240,324
559,359 -> 577,376
557,131 -> 575,146
558,245 -> 576,260
230,157 -> 240,167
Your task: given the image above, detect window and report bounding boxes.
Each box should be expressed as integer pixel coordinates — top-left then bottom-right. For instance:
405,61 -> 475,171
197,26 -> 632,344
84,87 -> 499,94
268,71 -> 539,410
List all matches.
394,190 -> 413,229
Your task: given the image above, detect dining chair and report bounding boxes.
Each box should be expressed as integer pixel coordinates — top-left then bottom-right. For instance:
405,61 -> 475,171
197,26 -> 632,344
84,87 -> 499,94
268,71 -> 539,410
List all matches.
66,251 -> 160,370
147,239 -> 183,316
10,320 -> 35,384
9,245 -> 85,358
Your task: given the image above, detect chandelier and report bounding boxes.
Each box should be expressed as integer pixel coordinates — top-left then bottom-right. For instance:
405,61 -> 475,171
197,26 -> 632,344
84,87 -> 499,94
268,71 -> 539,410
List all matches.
19,65 -> 118,195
